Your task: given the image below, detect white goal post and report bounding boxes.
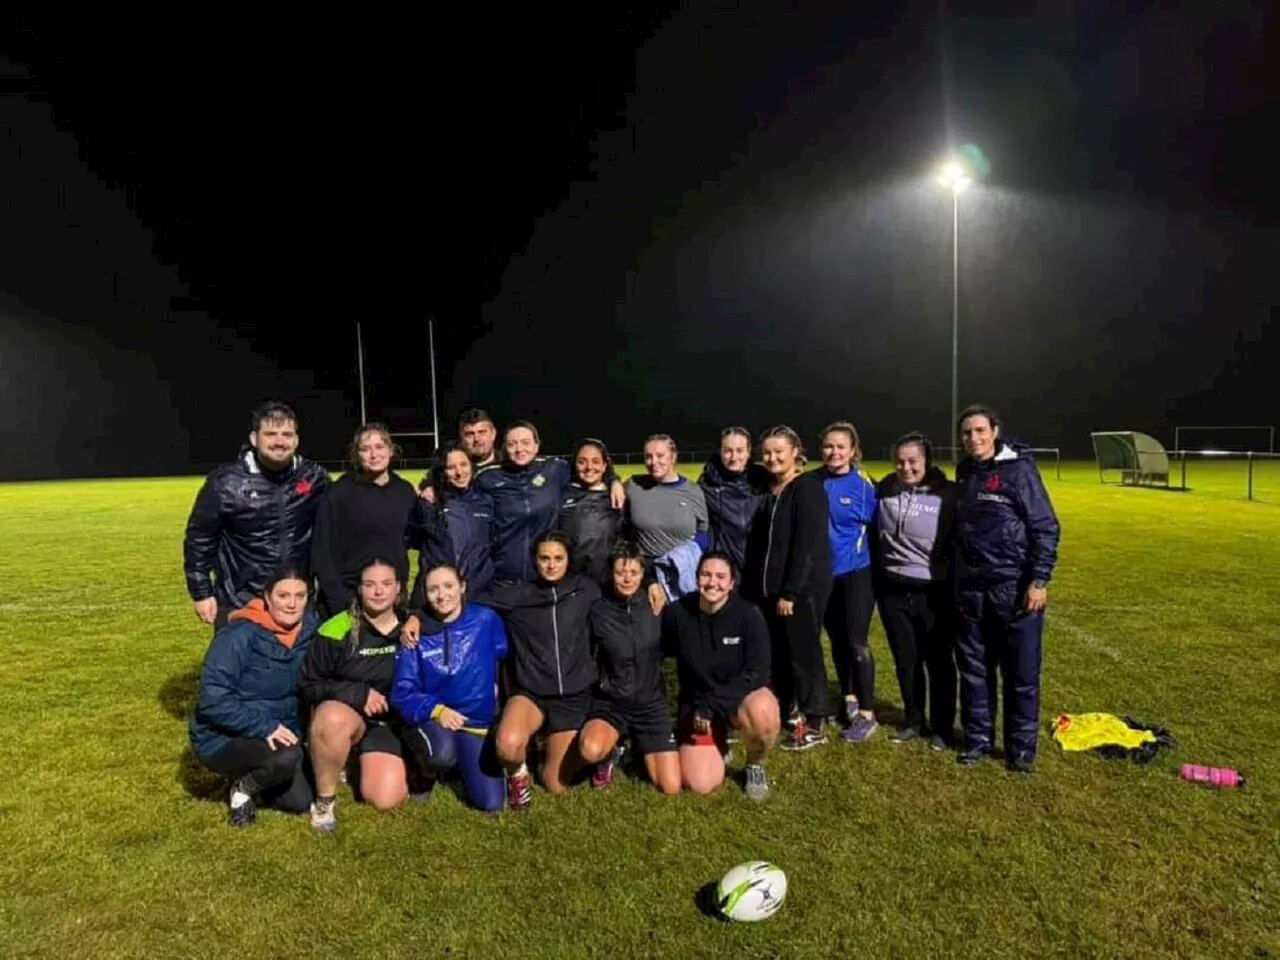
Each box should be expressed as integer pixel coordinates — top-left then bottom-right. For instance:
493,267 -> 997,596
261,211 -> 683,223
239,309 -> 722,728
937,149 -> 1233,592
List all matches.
1173,425 -> 1274,453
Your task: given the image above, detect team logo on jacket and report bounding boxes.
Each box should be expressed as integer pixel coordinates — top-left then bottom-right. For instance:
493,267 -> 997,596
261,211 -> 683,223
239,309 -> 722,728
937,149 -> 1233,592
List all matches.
839,496 -> 852,506
295,479 -> 312,495
722,636 -> 741,645
532,474 -> 546,487
983,475 -> 1000,492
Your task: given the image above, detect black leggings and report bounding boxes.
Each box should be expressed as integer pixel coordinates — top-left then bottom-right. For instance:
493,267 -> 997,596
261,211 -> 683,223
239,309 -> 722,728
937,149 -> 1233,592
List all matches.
878,578 -> 957,735
202,738 -> 315,813
824,567 -> 876,709
762,591 -> 830,725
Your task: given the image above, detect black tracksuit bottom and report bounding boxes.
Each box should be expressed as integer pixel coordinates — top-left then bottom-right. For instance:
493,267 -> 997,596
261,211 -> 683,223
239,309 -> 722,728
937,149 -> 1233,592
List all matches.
202,739 -> 315,813
877,576 -> 957,738
761,588 -> 831,726
823,567 -> 877,711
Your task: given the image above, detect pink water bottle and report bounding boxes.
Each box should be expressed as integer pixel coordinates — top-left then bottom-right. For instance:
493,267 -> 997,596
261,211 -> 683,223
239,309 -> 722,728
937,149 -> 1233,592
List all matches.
1180,764 -> 1246,788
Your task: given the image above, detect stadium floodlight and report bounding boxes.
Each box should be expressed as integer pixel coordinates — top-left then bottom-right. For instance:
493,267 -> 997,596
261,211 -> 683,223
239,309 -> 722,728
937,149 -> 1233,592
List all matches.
934,154 -> 974,460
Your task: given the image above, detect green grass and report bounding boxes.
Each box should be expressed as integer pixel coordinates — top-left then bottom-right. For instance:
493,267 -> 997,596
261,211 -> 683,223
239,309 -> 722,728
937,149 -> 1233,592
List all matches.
2,462 -> 1278,958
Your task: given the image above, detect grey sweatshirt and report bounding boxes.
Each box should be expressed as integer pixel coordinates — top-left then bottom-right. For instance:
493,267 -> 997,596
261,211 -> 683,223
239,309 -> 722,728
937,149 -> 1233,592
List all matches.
625,476 -> 708,561
874,469 -> 954,582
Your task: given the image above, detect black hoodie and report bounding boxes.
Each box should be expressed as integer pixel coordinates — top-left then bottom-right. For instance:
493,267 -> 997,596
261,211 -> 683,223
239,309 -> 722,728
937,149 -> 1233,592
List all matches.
589,588 -> 665,704
559,439 -> 624,586
476,575 -> 601,698
663,592 -> 771,719
743,470 -> 832,601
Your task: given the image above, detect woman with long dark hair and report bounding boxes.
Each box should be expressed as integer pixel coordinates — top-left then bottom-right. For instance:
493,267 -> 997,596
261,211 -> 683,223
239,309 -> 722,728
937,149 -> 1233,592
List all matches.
874,432 -> 958,749
558,438 -> 625,586
301,558 -> 411,830
310,423 -> 417,619
744,426 -> 833,752
953,405 -> 1060,773
408,442 -> 495,607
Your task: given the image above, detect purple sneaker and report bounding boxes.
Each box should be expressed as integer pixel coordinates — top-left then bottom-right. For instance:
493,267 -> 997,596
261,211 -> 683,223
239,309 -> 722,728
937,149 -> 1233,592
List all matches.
591,745 -> 622,790
841,715 -> 879,743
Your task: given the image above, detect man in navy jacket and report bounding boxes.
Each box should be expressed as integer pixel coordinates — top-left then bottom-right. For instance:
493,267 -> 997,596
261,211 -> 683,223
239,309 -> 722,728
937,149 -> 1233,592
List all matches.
952,405 -> 1060,773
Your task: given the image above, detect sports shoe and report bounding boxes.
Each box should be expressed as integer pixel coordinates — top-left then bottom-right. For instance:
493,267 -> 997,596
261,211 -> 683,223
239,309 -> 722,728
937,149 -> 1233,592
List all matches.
591,746 -> 622,790
1006,754 -> 1035,775
928,734 -> 950,752
780,722 -> 826,751
744,763 -> 770,801
889,726 -> 922,744
956,746 -> 991,767
507,771 -> 532,810
227,780 -> 256,827
726,726 -> 741,744
785,704 -> 801,729
841,715 -> 879,743
309,796 -> 337,832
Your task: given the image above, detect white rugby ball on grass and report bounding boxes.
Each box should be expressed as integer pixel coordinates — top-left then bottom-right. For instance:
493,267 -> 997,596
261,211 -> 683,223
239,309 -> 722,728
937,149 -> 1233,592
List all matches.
716,861 -> 787,922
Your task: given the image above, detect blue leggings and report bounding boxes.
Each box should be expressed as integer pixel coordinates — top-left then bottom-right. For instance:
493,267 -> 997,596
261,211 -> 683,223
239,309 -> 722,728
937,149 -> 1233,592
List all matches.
407,721 -> 505,812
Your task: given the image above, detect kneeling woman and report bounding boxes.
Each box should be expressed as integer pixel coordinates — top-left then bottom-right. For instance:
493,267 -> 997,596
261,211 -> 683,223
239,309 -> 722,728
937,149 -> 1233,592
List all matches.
664,551 -> 779,800
578,542 -> 681,795
189,569 -> 317,826
392,564 -> 510,812
300,558 -> 410,831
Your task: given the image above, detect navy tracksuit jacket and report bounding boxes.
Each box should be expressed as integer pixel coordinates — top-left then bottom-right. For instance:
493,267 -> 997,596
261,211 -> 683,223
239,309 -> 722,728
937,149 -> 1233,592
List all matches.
953,441 -> 1060,760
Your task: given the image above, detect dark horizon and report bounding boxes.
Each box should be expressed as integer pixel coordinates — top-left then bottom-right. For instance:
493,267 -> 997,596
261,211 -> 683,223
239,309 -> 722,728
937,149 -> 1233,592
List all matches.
1,6 -> 1276,481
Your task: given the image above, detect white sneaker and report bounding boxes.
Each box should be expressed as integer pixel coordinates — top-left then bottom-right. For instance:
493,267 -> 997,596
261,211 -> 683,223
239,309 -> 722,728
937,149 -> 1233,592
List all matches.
310,797 -> 337,831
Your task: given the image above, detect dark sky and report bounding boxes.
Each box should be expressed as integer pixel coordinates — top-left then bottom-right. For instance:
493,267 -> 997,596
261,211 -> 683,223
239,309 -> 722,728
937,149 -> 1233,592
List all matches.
1,4 -> 1276,480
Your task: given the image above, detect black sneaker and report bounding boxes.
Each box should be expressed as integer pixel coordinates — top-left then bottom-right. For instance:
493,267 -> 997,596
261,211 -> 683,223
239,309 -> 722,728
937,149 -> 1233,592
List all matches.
1006,754 -> 1035,775
227,780 -> 256,827
956,746 -> 991,767
889,726 -> 922,744
780,722 -> 826,752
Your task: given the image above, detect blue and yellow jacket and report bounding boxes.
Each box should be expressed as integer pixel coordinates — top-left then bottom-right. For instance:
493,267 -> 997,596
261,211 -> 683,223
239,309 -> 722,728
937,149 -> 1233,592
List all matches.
390,603 -> 508,733
821,465 -> 878,576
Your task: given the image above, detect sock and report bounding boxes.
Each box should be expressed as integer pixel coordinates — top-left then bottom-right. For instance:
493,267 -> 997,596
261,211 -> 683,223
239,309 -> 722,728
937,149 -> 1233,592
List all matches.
229,782 -> 252,809
845,696 -> 859,716
512,762 -> 529,778
316,794 -> 335,806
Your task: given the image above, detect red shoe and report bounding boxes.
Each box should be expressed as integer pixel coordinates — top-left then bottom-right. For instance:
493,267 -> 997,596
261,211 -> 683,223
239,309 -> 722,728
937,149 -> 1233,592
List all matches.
507,772 -> 532,810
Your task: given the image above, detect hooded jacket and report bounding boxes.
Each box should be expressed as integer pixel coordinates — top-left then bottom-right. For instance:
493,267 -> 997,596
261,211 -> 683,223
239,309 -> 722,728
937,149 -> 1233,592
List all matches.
408,485 -> 495,606
476,575 -> 601,697
874,467 -> 956,582
299,610 -> 404,715
559,440 -> 624,585
589,588 -> 665,704
183,449 -> 331,609
697,457 -> 770,577
954,441 -> 1060,586
663,592 -> 771,719
391,602 -> 508,730
743,470 -> 832,601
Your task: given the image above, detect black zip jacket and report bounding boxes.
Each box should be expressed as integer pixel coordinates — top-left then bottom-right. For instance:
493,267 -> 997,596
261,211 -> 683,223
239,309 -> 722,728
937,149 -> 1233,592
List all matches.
476,575 -> 601,698
663,592 -> 771,720
743,470 -> 832,601
589,589 -> 665,704
309,471 -> 417,618
559,484 -> 624,586
698,458 -> 770,577
183,450 -> 332,609
298,611 -> 403,715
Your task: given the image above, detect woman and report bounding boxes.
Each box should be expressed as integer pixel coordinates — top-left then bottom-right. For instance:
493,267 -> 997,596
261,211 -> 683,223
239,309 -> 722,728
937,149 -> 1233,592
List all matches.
625,434 -> 708,601
311,423 -> 417,619
817,422 -> 880,743
300,558 -> 410,831
697,426 -> 770,580
408,442 -> 495,607
558,438 -> 625,586
874,433 -> 958,750
953,405 -> 1061,773
578,542 -> 681,795
392,564 -> 509,812
743,426 -> 832,752
189,569 -> 317,826
473,421 -> 624,584
663,551 -> 778,799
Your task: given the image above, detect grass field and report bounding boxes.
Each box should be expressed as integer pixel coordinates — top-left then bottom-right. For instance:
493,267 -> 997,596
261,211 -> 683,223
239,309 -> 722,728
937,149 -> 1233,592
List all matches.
2,461 -> 1278,958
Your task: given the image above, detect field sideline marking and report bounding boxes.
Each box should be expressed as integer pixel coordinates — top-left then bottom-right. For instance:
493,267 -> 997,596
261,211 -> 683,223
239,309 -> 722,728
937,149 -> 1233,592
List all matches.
0,601 -> 191,613
1051,614 -> 1124,662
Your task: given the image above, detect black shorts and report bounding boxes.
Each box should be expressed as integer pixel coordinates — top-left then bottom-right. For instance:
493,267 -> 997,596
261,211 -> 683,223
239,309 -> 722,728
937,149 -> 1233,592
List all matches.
588,694 -> 678,756
355,721 -> 405,758
520,690 -> 592,735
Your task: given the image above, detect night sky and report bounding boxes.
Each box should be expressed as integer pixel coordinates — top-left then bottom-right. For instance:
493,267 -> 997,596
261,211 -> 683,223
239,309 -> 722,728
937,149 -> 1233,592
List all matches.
1,5 -> 1276,480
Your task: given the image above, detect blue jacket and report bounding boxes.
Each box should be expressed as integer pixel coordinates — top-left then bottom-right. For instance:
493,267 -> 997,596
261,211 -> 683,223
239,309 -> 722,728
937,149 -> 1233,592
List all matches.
188,610 -> 318,761
821,466 -> 878,576
409,486 -> 495,605
955,441 -> 1060,586
391,603 -> 508,730
474,458 -> 574,583
697,458 -> 770,578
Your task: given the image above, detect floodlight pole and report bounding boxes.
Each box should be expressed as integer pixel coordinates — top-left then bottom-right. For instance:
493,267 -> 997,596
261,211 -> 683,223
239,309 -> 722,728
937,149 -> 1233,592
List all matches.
950,190 -> 959,463
356,321 -> 368,425
428,317 -> 441,452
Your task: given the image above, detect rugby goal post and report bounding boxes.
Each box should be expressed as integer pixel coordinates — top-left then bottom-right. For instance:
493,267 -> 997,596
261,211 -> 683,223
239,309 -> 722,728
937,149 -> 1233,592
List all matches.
1091,431 -> 1171,488
355,319 -> 441,464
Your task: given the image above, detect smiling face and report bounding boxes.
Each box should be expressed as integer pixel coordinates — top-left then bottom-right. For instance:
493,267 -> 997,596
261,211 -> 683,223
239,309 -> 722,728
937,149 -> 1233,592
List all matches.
575,444 -> 607,487
444,450 -> 473,491
894,442 -> 927,486
264,578 -> 309,629
961,414 -> 998,460
761,436 -> 800,478
821,430 -> 855,474
250,418 -> 299,470
425,566 -> 464,621
697,558 -> 734,611
535,540 -> 569,583
720,432 -> 751,473
359,562 -> 400,618
356,429 -> 392,476
644,439 -> 677,482
505,426 -> 539,467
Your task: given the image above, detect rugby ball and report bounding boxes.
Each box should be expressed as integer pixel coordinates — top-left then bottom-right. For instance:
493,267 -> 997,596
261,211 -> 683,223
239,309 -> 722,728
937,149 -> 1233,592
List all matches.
716,861 -> 787,922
